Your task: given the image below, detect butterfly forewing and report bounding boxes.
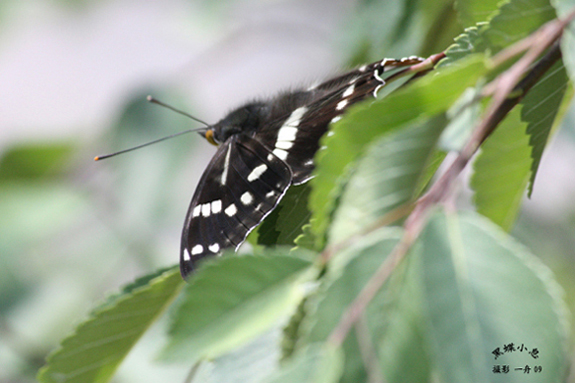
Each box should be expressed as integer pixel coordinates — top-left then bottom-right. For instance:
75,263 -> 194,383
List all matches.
180,55 -> 430,278
180,134 -> 292,276
256,57 -> 424,184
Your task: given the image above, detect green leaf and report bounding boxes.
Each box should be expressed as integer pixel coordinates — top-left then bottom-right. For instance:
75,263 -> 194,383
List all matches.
305,228 -> 433,383
440,85 -> 484,151
454,0 -> 501,26
375,249 -> 432,383
417,210 -> 570,383
472,60 -> 569,231
414,149 -> 448,196
0,141 -> 76,180
522,60 -> 569,196
554,0 -> 575,83
293,222 -> 318,252
101,266 -> 179,308
329,114 -> 445,243
280,295 -> 310,361
471,107 -> 532,231
306,230 -> 401,382
445,0 -> 557,68
256,183 -> 312,247
37,267 -> 184,383
161,252 -> 314,362
261,343 -> 343,383
561,25 -> 575,83
310,55 -> 488,248
484,0 -> 557,52
198,327 -> 284,383
438,26 -> 488,68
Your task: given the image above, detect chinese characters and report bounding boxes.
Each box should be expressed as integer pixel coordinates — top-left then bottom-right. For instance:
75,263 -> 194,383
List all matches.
491,343 -> 542,374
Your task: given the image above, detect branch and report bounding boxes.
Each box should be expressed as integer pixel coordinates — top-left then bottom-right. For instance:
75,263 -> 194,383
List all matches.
327,11 -> 571,347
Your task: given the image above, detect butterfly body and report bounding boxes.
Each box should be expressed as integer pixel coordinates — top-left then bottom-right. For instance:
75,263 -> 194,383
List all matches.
180,56 -> 426,278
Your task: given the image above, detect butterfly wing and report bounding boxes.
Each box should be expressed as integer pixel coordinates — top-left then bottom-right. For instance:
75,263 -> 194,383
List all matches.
256,57 -> 424,184
180,133 -> 292,277
180,56 -> 427,277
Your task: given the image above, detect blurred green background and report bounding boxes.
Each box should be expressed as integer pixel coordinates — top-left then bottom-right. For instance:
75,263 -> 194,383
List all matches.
0,1 -> 574,382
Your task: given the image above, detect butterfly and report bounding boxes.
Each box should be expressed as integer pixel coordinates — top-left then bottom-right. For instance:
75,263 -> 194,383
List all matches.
180,55 -> 432,278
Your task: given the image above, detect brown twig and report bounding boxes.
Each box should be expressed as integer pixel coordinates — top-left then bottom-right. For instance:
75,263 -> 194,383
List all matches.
327,11 -> 570,347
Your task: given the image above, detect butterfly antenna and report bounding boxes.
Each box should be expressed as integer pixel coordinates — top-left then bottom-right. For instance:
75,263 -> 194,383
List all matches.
147,96 -> 209,126
94,96 -> 209,161
94,128 -> 205,160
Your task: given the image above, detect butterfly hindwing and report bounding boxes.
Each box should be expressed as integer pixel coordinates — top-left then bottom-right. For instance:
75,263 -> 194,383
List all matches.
180,134 -> 292,276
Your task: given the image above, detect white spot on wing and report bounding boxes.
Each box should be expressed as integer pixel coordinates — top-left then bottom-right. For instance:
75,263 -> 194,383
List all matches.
336,99 -> 348,111
241,191 -> 253,205
247,164 -> 267,182
183,249 -> 191,261
275,141 -> 293,150
277,126 -> 298,142
201,203 -> 211,217
273,107 -> 308,156
342,84 -> 355,98
211,200 -> 222,214
225,204 -> 237,217
307,81 -> 319,91
266,191 -> 275,198
273,148 -> 288,160
330,116 -> 342,124
193,205 -> 202,217
191,244 -> 203,255
208,243 -> 220,253
220,144 -> 232,186
281,107 -> 308,130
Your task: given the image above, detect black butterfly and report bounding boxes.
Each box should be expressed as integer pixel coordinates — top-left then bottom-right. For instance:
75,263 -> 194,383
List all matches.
180,56 -> 428,278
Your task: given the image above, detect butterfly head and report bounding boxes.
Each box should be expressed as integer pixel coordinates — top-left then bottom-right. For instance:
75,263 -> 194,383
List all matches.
202,102 -> 269,146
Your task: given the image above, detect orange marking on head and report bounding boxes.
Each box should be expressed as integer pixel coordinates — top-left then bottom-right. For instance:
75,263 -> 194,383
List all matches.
205,129 -> 218,146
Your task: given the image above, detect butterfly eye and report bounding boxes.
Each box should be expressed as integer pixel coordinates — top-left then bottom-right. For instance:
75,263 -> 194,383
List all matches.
205,129 -> 219,146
